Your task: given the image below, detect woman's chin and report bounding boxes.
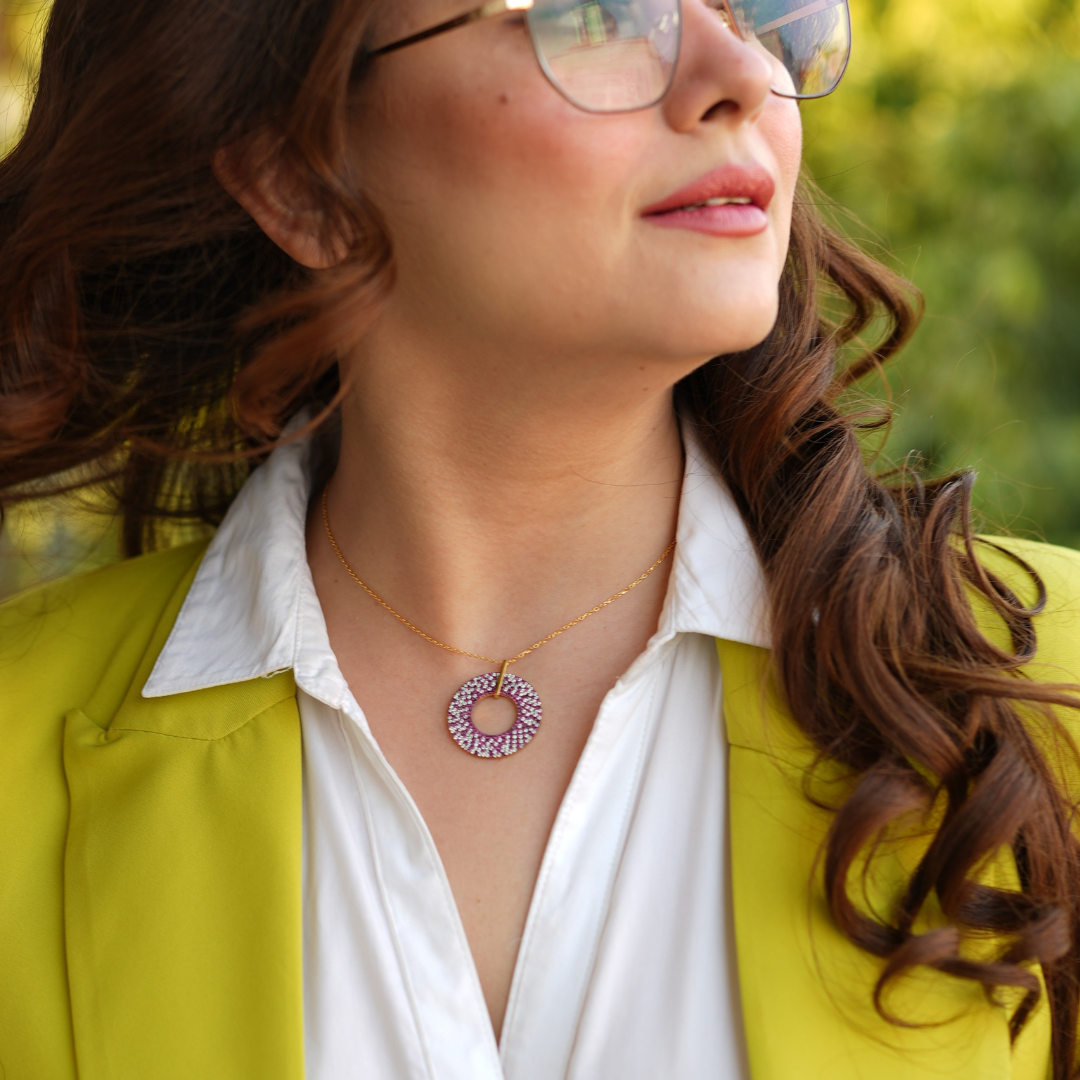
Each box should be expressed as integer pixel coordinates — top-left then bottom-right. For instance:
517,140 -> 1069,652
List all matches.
652,308 -> 780,363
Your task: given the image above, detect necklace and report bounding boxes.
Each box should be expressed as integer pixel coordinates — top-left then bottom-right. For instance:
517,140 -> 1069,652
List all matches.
321,488 -> 676,759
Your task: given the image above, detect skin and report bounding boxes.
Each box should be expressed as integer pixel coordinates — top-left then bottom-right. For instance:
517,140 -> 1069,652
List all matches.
218,0 -> 802,1041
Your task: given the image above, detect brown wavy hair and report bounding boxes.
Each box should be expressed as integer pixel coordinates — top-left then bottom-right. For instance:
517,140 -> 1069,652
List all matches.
3,0 -> 1080,1073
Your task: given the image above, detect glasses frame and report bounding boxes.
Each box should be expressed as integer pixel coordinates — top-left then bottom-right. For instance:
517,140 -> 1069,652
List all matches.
367,0 -> 849,111
742,0 -> 851,101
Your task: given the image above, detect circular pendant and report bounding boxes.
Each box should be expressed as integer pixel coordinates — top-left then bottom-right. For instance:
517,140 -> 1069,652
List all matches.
447,671 -> 542,759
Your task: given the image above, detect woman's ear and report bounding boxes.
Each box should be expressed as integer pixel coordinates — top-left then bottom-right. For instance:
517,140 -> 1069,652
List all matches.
213,135 -> 346,270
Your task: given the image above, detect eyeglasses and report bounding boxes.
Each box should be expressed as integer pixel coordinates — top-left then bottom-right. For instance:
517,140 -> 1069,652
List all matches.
369,0 -> 851,114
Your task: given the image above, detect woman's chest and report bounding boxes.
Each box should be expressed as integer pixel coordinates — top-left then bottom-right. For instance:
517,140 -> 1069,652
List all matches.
297,634 -> 745,1079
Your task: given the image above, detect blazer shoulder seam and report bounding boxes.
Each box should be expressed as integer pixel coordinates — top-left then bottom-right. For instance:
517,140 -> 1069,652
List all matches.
112,687 -> 299,743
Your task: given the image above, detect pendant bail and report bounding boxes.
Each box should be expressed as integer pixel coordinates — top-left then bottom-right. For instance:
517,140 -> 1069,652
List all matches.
494,659 -> 511,698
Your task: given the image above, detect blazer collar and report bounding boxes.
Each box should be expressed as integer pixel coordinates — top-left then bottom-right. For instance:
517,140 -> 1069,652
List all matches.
717,638 -> 1040,1080
63,550 -> 305,1080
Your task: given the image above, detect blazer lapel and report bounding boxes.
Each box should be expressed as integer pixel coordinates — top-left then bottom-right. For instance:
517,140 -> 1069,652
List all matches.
62,562 -> 305,1080
717,638 -> 1043,1080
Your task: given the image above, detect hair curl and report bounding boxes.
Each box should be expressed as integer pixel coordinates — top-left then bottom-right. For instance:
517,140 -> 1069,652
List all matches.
2,0 -> 1080,1073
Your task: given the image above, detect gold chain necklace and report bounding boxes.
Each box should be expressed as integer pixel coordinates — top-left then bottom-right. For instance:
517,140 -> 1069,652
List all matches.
322,487 -> 676,759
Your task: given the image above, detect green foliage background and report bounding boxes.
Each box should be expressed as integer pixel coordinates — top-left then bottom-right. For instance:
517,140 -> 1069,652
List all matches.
1,0 -> 1080,594
803,0 -> 1080,544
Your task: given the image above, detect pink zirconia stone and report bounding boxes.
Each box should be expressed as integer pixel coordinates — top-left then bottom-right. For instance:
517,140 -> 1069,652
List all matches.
447,671 -> 542,759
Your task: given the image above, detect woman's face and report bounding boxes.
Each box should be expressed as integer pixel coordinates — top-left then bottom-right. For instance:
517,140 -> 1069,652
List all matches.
353,0 -> 802,371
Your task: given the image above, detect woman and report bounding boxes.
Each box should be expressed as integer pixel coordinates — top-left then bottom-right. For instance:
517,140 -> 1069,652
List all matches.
2,0 -> 1079,1078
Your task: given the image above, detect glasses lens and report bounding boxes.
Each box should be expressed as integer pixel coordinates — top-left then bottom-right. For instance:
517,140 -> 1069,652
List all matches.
726,0 -> 850,98
528,0 -> 681,112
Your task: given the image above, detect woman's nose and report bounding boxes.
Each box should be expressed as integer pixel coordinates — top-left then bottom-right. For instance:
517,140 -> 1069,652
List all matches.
661,0 -> 775,133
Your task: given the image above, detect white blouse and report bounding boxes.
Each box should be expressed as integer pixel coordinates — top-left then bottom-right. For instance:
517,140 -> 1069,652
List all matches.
143,430 -> 770,1080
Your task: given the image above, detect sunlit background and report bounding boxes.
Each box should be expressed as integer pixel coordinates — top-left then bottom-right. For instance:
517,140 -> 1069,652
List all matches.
2,0 -> 1080,597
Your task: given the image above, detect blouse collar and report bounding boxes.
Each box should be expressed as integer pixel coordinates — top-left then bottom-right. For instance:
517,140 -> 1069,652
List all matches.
143,425 -> 769,700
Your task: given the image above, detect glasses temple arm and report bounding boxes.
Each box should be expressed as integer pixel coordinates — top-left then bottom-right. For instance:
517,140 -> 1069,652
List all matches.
369,0 -> 534,58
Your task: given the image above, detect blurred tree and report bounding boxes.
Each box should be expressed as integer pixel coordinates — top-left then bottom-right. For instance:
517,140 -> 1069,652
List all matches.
804,0 -> 1080,545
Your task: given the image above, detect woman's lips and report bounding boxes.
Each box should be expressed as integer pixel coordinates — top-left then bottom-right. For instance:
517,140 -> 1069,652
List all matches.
642,164 -> 775,238
646,202 -> 769,237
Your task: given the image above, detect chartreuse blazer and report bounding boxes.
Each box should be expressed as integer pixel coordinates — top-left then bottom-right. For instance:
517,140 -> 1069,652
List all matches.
2,537 -> 1080,1080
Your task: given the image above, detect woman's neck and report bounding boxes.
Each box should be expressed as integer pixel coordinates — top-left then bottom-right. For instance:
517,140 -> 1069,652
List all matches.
322,325 -> 687,658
